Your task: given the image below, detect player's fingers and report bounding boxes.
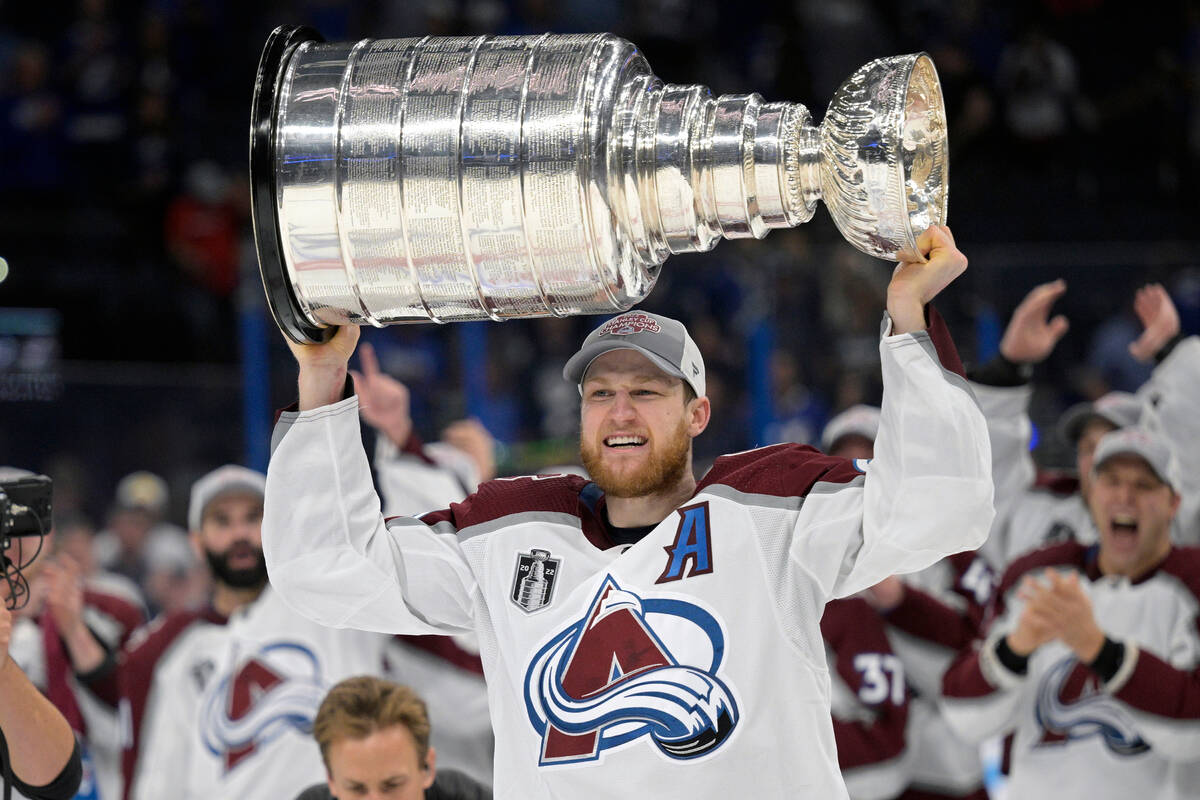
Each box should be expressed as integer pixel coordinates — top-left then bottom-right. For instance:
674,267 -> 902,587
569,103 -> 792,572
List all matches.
923,224 -> 957,257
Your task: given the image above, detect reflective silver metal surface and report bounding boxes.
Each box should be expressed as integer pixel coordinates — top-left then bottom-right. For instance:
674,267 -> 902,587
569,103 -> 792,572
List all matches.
253,29 -> 948,339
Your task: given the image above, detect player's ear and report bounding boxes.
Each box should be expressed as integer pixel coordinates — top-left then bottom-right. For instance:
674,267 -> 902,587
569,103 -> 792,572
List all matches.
188,530 -> 204,562
423,746 -> 437,789
687,395 -> 711,437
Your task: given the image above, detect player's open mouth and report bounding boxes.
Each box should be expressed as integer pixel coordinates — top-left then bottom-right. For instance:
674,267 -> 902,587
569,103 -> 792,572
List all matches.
1109,514 -> 1138,540
604,435 -> 647,449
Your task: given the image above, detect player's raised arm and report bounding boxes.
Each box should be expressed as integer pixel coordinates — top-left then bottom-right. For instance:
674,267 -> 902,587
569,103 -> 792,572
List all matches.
828,225 -> 993,596
287,324 -> 362,411
264,327 -> 479,636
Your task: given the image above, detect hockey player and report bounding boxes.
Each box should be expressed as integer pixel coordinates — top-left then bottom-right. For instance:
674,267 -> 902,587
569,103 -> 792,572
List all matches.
941,426 -> 1200,799
54,466 -> 489,800
821,595 -> 910,800
263,225 -> 996,798
296,676 -> 490,800
970,280 -> 1197,568
820,406 -> 990,800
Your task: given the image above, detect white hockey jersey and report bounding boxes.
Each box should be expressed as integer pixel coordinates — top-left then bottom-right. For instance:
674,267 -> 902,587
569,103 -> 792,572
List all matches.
941,542 -> 1200,800
263,321 -> 995,799
372,429 -> 495,786
975,335 -> 1200,570
112,587 -> 486,800
8,575 -> 145,800
117,588 -> 393,800
883,552 -> 993,798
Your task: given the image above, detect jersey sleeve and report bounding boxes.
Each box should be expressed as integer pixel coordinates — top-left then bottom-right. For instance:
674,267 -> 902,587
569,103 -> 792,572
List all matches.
373,432 -> 474,517
1104,552 -> 1200,760
1139,336 -> 1200,544
969,382 -> 1036,569
939,557 -> 1032,743
115,613 -> 204,800
264,396 -> 478,636
1106,644 -> 1200,760
801,311 -> 994,599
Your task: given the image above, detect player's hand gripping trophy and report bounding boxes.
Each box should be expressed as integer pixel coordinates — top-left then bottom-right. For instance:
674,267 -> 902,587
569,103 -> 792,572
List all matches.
251,27 -> 948,343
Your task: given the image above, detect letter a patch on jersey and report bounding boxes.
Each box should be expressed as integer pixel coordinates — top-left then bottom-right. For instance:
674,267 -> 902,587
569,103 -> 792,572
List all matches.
656,502 -> 713,584
523,576 -> 739,766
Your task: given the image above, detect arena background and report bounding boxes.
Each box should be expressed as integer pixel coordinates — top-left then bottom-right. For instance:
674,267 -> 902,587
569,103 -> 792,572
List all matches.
1,0 -> 1197,527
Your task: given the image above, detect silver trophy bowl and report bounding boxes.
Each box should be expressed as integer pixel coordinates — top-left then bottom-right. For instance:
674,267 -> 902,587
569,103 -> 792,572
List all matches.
250,27 -> 947,343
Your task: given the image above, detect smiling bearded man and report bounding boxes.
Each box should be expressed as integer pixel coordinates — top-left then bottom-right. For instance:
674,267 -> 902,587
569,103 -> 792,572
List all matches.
263,226 -> 996,799
573,319 -> 702,503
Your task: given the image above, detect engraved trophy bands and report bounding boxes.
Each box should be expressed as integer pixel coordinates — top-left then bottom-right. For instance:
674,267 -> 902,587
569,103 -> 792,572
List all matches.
251,26 -> 948,343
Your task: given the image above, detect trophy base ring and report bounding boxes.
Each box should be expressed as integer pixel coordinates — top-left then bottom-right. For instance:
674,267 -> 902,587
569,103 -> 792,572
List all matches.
250,24 -> 330,345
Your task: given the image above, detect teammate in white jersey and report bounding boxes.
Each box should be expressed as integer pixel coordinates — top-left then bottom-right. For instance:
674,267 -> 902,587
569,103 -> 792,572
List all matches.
969,280 -> 1198,568
51,465 -> 489,800
941,426 -> 1200,799
263,225 -> 995,799
818,406 -> 990,800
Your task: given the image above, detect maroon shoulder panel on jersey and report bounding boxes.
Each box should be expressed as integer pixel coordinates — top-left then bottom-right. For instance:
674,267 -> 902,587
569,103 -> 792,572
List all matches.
418,474 -> 592,532
698,443 -> 863,499
1110,546 -> 1200,721
1032,469 -> 1080,496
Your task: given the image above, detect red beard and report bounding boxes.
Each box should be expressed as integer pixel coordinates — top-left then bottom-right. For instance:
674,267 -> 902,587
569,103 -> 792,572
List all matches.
580,416 -> 692,499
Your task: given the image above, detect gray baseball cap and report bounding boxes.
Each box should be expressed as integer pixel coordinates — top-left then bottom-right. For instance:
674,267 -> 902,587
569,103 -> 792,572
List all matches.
821,405 -> 882,451
188,465 -> 266,531
1091,427 -> 1181,493
1057,391 -> 1142,445
563,312 -> 705,398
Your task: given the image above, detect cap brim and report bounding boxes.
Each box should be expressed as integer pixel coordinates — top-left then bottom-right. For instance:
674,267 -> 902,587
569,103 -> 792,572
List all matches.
563,341 -> 689,389
1093,447 -> 1176,491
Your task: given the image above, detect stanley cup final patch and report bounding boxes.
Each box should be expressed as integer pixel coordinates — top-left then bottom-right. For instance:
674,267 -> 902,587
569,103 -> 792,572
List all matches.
511,549 -> 561,613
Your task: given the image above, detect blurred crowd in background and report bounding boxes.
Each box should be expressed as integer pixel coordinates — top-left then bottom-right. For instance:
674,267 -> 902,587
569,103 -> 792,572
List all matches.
1,0 -> 1200,543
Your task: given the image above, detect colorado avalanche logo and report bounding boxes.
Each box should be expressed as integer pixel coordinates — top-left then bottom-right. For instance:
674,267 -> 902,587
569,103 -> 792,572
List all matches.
599,313 -> 661,336
1034,657 -> 1149,755
200,642 -> 329,770
523,576 -> 739,766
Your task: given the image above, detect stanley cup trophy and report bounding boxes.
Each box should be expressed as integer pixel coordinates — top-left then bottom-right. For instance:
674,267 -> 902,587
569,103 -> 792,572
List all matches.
250,26 -> 948,343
